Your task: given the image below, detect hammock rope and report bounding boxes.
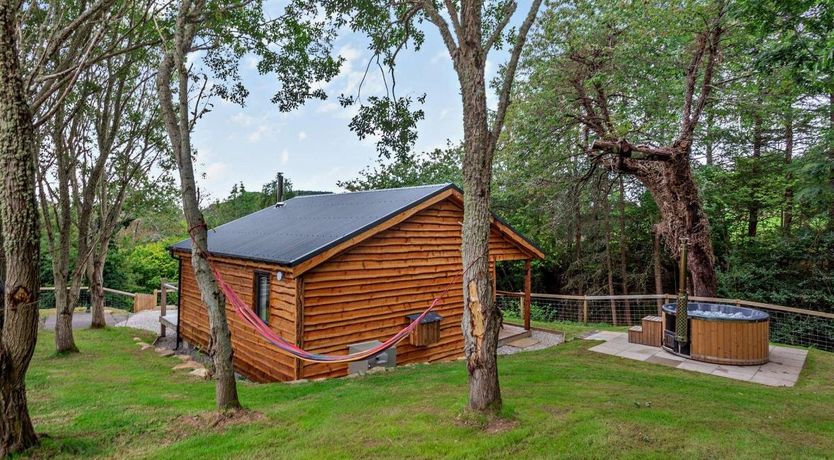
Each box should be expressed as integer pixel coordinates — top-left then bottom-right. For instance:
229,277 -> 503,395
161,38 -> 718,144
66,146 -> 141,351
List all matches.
188,224 -> 467,364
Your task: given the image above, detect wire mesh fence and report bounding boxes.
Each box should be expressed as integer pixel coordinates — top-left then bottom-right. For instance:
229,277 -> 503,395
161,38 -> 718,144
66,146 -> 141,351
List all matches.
498,292 -> 834,353
38,287 -> 137,312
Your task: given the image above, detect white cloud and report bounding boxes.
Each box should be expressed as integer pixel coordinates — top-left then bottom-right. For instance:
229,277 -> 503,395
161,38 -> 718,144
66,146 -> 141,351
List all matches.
245,55 -> 259,70
431,49 -> 450,64
203,161 -> 227,182
317,102 -> 341,113
298,131 -> 307,141
315,101 -> 359,120
281,148 -> 289,164
247,125 -> 270,142
231,112 -> 256,126
439,108 -> 449,120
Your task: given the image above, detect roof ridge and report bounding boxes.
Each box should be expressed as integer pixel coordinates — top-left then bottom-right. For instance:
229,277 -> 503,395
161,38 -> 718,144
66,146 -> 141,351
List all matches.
290,182 -> 453,200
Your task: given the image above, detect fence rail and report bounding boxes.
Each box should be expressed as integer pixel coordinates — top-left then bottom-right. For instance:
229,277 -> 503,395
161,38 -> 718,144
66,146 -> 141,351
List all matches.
497,292 -> 834,353
38,286 -> 151,313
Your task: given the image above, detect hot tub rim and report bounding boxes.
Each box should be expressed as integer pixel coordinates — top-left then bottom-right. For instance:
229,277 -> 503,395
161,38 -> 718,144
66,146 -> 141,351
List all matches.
661,302 -> 769,323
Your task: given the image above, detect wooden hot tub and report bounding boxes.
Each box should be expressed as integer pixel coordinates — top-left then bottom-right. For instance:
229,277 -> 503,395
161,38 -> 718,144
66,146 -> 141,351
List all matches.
662,303 -> 769,366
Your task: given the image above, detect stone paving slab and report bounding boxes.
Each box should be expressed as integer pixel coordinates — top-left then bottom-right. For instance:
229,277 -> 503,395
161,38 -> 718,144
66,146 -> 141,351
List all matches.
506,337 -> 540,348
585,332 -> 807,387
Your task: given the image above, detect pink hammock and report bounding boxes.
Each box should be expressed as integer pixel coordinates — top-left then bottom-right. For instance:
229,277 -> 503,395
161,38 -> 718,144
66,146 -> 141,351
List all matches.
214,267 -> 443,364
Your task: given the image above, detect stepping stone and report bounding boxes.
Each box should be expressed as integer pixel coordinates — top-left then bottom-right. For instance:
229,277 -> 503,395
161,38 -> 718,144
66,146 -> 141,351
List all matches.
507,337 -> 539,348
136,342 -> 149,347
189,368 -> 209,379
156,349 -> 175,358
175,354 -> 192,362
133,337 -> 142,342
172,361 -> 203,371
140,344 -> 153,351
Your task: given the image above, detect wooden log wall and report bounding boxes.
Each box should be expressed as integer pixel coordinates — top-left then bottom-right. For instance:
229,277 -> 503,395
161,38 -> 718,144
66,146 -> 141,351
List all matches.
300,199 -> 531,380
177,253 -> 298,382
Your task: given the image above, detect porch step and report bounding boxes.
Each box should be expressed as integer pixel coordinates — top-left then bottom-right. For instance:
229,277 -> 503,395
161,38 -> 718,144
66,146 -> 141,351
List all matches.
640,316 -> 662,347
628,316 -> 663,347
627,326 -> 643,344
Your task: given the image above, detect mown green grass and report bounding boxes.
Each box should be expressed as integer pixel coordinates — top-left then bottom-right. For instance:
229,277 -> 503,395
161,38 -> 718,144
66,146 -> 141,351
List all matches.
18,327 -> 834,459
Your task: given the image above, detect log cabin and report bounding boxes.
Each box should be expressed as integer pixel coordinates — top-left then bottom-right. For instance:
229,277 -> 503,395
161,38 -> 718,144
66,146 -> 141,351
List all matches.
170,183 -> 543,382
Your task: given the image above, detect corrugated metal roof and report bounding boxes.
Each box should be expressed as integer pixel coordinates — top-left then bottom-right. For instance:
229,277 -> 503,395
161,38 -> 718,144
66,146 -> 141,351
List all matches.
170,183 -> 457,266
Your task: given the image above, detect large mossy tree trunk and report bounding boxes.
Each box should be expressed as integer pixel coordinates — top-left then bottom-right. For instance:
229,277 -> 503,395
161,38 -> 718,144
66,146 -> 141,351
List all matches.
156,0 -> 240,411
638,156 -> 717,296
583,7 -> 725,297
0,0 -> 41,454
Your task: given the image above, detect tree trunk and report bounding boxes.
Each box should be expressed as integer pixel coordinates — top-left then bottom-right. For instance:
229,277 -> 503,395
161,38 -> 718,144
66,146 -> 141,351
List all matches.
156,0 -> 240,411
636,156 -> 717,297
458,54 -> 502,413
0,215 -> 4,330
828,93 -> 834,231
652,225 -> 664,309
782,114 -> 793,233
604,194 -> 617,325
47,105 -> 79,354
705,110 -> 714,166
617,177 -> 631,323
0,0 -> 41,452
88,250 -> 107,329
747,111 -> 762,237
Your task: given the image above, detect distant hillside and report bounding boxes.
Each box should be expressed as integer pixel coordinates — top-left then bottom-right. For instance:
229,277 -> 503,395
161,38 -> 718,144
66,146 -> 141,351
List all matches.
204,178 -> 332,227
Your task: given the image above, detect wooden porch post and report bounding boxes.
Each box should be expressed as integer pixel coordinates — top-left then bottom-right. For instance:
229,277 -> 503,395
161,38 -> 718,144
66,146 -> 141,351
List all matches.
160,278 -> 167,338
524,259 -> 531,330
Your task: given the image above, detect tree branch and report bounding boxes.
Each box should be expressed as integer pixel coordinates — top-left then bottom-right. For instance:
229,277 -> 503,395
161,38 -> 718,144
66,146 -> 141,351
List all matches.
490,0 -> 543,146
484,1 -> 516,54
419,0 -> 459,58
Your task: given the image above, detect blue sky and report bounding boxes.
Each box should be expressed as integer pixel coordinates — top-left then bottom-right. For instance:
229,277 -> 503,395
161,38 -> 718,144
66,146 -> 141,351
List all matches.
191,3 -> 520,201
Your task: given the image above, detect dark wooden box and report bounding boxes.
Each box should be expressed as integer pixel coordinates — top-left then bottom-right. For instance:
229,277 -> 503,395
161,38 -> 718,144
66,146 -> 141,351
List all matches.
406,312 -> 443,347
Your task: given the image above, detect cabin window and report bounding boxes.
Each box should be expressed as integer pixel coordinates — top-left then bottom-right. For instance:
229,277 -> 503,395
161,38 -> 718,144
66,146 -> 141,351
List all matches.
254,272 -> 270,324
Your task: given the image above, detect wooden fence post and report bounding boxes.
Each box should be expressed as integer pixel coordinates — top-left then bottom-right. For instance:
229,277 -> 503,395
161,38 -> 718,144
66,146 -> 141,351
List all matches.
582,297 -> 589,324
523,260 -> 532,330
160,279 -> 167,338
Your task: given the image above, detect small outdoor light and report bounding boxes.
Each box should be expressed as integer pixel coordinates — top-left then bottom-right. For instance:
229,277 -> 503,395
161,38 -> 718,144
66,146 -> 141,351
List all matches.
275,271 -> 284,281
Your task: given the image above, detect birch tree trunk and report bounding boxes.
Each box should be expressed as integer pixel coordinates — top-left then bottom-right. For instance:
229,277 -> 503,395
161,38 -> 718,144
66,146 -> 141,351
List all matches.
0,0 -> 41,452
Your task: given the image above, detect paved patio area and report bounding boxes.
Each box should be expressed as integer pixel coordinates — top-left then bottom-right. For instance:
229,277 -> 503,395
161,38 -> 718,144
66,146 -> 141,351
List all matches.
584,331 -> 807,387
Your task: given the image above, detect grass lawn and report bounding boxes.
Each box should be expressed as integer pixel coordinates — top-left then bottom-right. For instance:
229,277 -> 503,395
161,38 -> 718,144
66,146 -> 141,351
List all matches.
19,327 -> 834,459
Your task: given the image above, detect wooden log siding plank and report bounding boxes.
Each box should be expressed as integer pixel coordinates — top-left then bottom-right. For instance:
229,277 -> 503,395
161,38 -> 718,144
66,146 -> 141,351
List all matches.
177,194 -> 539,382
178,254 -> 297,382
300,200 -> 480,379
297,196 -> 537,380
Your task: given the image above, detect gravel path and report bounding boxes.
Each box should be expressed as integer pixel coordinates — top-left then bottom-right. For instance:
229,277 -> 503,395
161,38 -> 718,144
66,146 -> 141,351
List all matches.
115,309 -> 176,335
497,329 -> 564,356
41,311 -> 129,330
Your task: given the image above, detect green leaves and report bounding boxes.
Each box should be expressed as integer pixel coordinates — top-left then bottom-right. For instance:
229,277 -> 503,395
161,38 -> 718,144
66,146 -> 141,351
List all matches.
341,94 -> 426,159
